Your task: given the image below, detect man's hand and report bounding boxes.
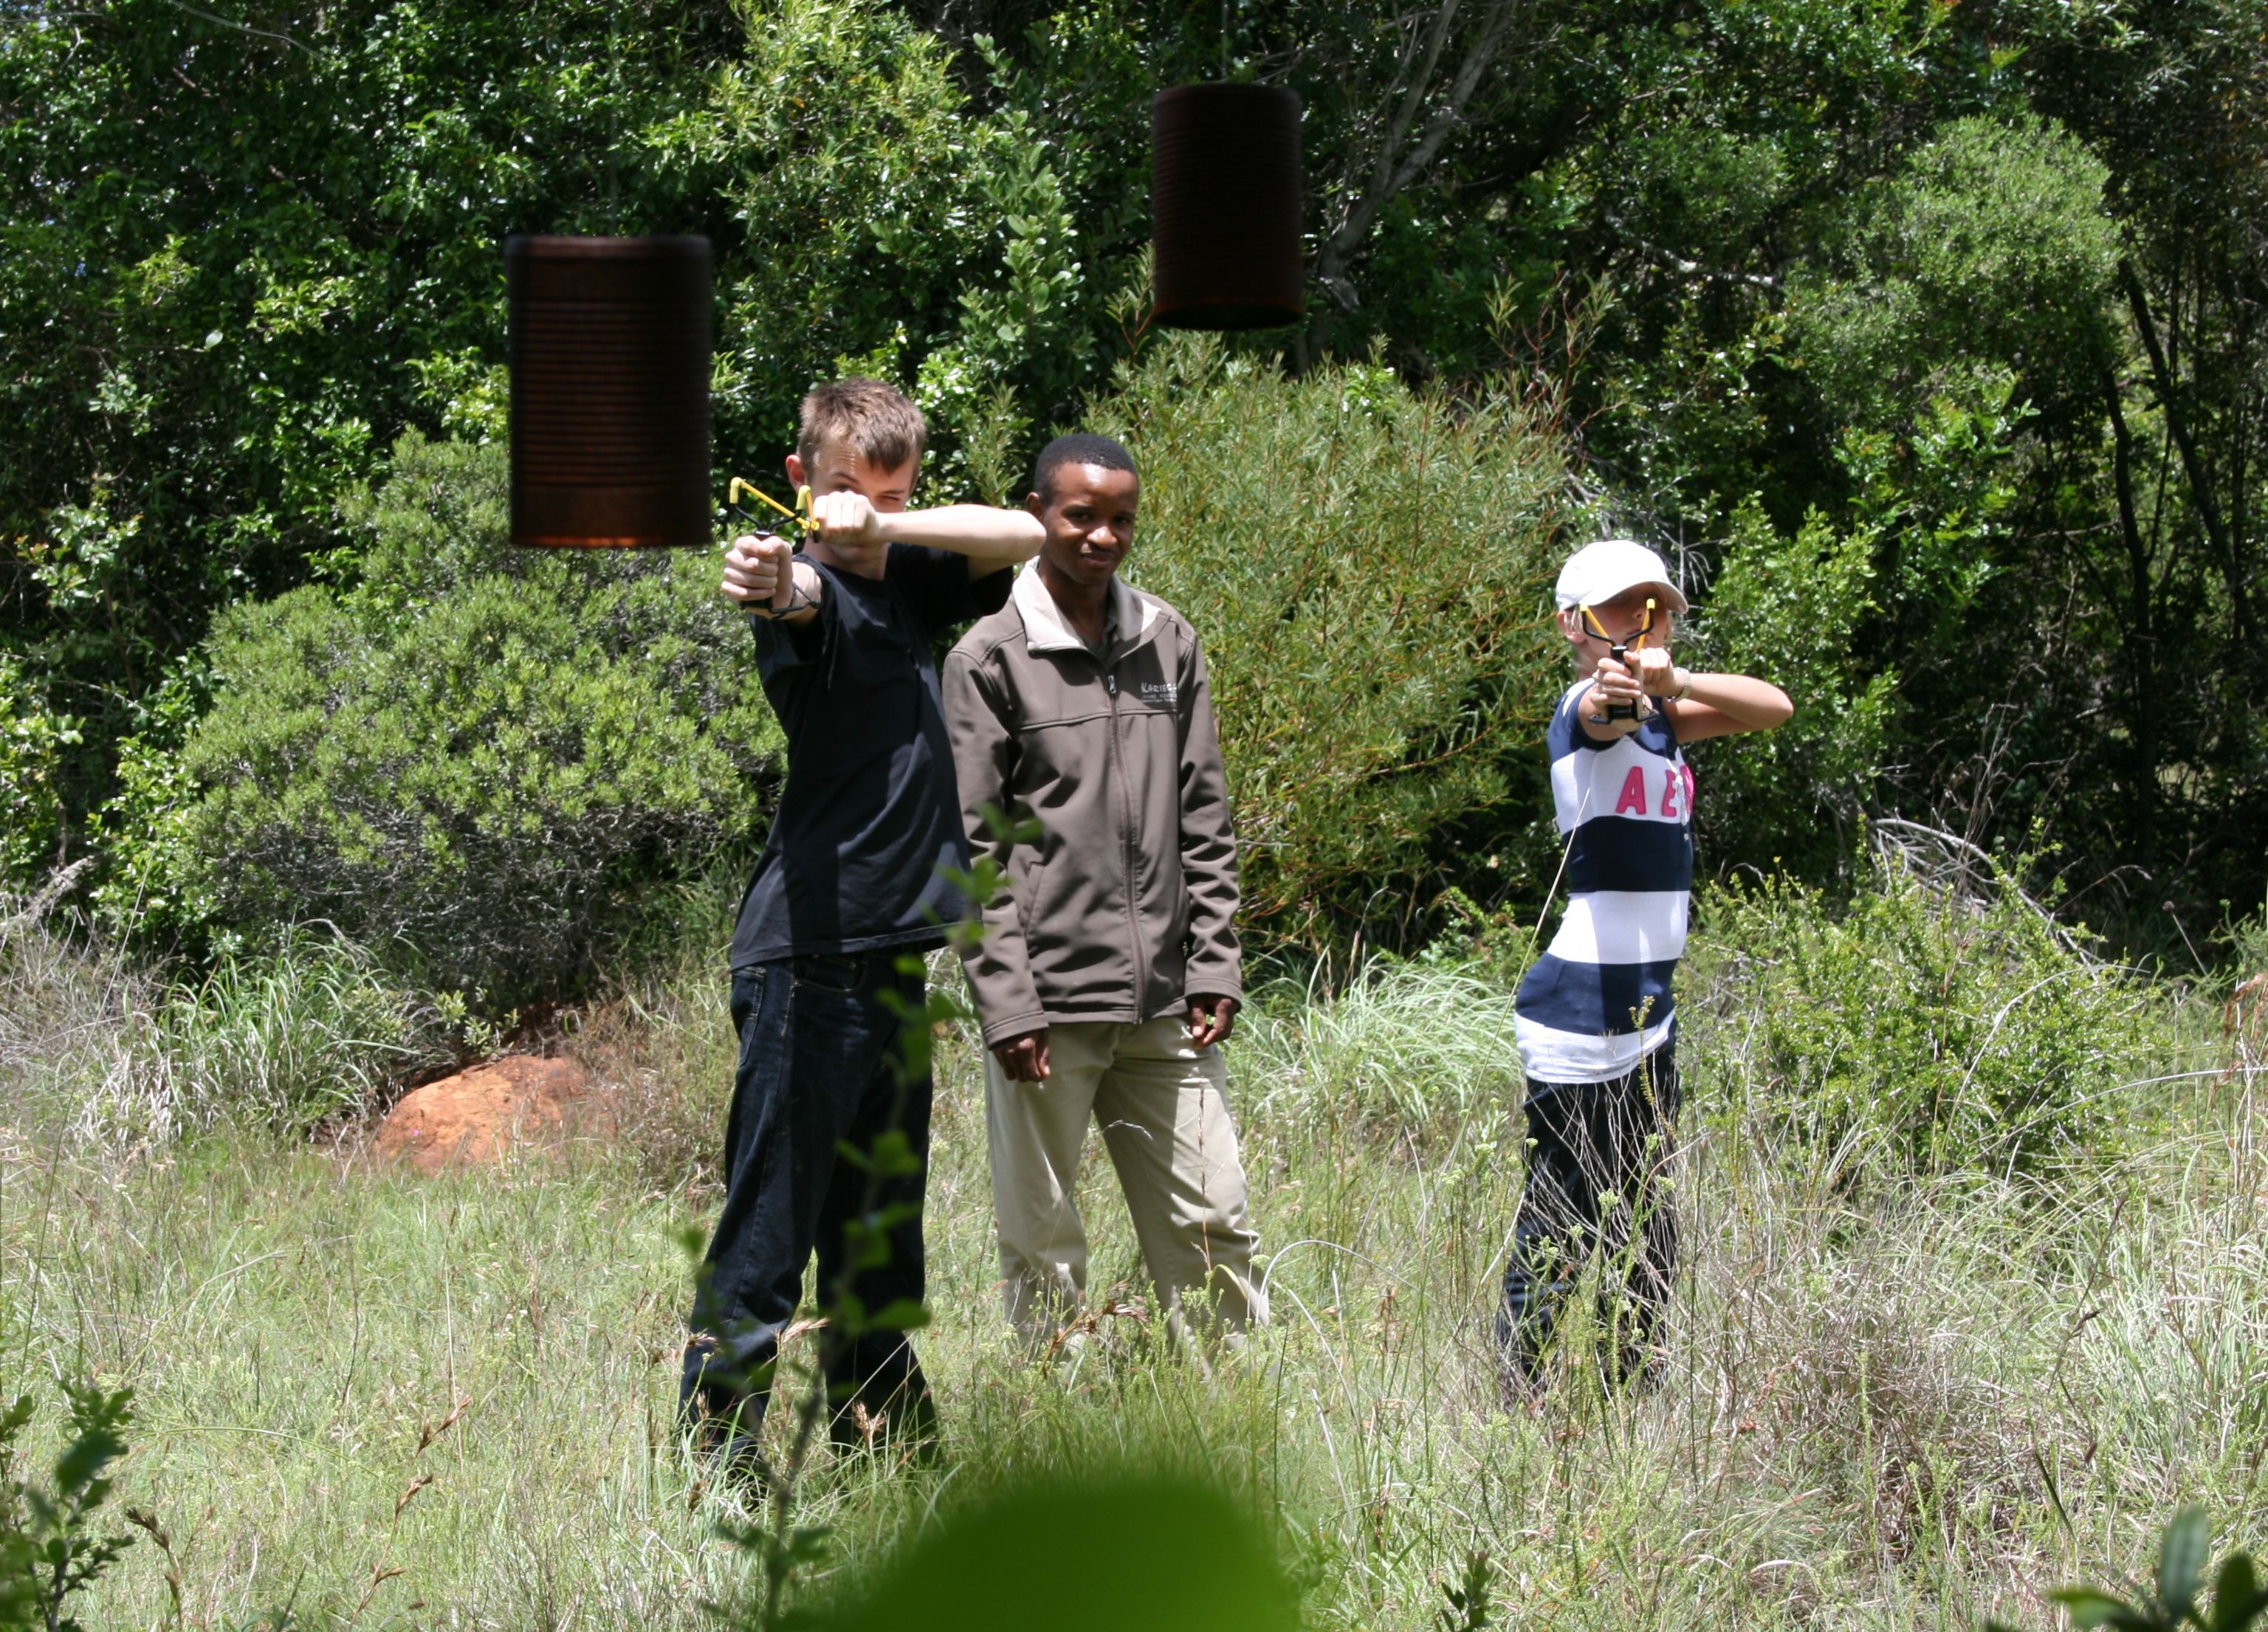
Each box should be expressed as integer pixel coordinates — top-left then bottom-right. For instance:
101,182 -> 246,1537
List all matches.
992,1028 -> 1051,1082
1186,994 -> 1240,1049
721,534 -> 794,611
808,489 -> 889,572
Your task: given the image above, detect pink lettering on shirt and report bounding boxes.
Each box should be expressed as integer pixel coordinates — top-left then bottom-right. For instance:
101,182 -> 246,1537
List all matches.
1615,766 -> 1649,816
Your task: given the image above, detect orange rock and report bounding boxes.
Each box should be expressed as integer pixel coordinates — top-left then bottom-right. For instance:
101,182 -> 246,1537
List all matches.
374,1056 -> 608,1174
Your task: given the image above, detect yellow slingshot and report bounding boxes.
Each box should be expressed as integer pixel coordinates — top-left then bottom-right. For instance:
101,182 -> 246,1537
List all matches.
1578,598 -> 1655,654
726,477 -> 817,539
1580,597 -> 1656,721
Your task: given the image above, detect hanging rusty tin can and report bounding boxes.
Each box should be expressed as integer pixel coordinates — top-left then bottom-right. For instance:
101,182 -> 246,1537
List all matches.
1151,84 -> 1304,331
507,235 -> 712,548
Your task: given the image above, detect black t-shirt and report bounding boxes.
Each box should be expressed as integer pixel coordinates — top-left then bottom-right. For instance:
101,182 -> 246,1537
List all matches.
729,543 -> 1013,968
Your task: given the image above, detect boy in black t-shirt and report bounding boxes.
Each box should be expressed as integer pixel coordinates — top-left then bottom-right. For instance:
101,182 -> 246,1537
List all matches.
684,379 -> 1042,1464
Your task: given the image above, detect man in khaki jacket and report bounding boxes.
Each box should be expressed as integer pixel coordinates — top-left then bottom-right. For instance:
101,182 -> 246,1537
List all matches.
944,433 -> 1265,1344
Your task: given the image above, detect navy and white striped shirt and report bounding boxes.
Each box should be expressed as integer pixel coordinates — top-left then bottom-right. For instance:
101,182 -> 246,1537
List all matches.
1513,679 -> 1695,1084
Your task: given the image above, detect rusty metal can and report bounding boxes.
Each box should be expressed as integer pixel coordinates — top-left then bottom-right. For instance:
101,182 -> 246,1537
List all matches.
1151,85 -> 1304,331
508,235 -> 711,548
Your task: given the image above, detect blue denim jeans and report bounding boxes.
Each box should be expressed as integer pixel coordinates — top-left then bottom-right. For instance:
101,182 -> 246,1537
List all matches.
681,948 -> 935,1450
1496,1044 -> 1680,1388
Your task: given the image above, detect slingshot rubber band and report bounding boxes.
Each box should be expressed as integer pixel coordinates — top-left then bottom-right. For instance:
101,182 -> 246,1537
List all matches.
1579,600 -> 1655,653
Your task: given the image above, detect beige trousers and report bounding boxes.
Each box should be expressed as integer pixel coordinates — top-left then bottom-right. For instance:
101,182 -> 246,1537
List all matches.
986,1016 -> 1267,1342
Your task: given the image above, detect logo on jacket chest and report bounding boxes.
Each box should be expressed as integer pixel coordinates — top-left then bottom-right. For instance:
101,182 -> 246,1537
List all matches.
1139,680 -> 1178,707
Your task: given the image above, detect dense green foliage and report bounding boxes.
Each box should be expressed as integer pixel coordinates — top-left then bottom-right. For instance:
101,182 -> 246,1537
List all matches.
1681,500 -> 1895,875
140,435 -> 778,1002
5,0 -> 2266,978
1690,850 -> 2179,1177
0,653 -> 69,883
2,0 -> 735,804
1106,340 -> 1566,937
0,0 -> 1144,833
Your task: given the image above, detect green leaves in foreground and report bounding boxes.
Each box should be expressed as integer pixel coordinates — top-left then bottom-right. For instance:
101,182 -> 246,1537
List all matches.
799,1471 -> 1296,1632
1993,1508 -> 2268,1632
0,1380 -> 139,1632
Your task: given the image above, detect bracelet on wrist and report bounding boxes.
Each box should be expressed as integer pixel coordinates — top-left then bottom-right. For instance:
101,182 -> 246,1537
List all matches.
752,584 -> 815,621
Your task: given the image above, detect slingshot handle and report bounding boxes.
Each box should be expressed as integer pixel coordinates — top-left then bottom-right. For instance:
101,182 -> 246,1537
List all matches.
1606,643 -> 1640,720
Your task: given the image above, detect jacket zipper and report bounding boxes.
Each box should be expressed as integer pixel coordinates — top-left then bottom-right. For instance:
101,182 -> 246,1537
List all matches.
1102,663 -> 1148,1008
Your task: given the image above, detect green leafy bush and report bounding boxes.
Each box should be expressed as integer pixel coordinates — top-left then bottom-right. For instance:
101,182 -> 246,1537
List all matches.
154,434 -> 779,1005
87,663 -> 214,950
690,0 -> 1133,493
1686,844 -> 2182,1177
1101,338 -> 1568,940
1684,499 -> 1894,878
0,655 -> 75,888
1686,361 -> 2027,881
1787,114 -> 2119,433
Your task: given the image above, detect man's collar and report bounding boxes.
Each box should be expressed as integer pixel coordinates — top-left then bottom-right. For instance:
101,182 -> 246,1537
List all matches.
1014,564 -> 1161,655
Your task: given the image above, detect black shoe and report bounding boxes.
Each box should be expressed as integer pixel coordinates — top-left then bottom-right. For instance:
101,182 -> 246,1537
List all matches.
684,1389 -> 772,1496
827,1383 -> 941,1465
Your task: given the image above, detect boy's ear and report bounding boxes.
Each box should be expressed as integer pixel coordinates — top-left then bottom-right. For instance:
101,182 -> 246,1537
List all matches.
1025,490 -> 1045,517
784,452 -> 807,489
1554,607 -> 1585,642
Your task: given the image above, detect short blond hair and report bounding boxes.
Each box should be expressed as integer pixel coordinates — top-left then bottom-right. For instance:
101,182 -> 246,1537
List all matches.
797,378 -> 927,475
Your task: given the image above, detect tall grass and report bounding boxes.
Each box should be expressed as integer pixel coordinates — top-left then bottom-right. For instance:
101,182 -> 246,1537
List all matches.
0,875 -> 2257,1628
148,929 -> 447,1134
1,883 -> 160,1145
3,901 -> 443,1144
1239,958 -> 1527,1135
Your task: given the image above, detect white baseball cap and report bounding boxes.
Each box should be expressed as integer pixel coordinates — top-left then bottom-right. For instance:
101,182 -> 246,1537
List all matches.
1554,539 -> 1688,613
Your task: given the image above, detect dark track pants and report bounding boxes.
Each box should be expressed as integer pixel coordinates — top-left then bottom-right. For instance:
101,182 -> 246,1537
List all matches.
1496,1044 -> 1680,1388
681,948 -> 935,1451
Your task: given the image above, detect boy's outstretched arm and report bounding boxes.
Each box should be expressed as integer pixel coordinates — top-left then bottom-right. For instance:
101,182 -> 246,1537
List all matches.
1579,652 -> 1793,744
1647,654 -> 1792,743
808,491 -> 1044,576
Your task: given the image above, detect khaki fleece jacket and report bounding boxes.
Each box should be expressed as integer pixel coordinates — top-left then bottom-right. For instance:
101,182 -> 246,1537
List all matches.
943,566 -> 1241,1047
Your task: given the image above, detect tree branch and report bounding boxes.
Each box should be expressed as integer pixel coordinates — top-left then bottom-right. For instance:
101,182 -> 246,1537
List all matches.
138,0 -> 312,54
1315,0 -> 1523,314
2120,255 -> 2254,642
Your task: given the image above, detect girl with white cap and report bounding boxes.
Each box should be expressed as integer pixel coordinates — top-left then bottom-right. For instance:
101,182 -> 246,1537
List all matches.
1499,538 -> 1792,1397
